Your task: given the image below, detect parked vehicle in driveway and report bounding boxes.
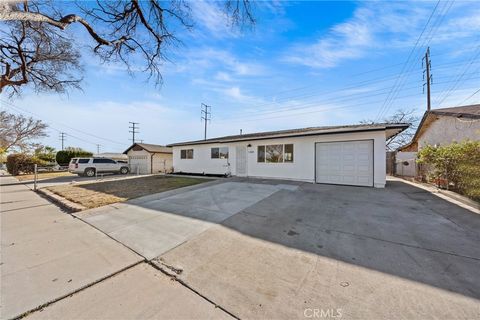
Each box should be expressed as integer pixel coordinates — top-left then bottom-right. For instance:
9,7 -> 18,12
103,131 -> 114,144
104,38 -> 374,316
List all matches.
69,157 -> 130,177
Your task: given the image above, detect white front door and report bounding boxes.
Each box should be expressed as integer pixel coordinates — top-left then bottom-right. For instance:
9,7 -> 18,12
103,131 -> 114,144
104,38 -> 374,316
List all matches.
315,140 -> 374,187
235,146 -> 247,177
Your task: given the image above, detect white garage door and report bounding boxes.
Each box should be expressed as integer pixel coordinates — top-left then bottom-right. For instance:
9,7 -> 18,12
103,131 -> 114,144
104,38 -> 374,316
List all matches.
315,140 -> 373,187
128,155 -> 149,174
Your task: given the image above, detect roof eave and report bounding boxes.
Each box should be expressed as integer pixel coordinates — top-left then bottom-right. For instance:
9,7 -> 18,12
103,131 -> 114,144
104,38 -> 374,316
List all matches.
168,124 -> 410,147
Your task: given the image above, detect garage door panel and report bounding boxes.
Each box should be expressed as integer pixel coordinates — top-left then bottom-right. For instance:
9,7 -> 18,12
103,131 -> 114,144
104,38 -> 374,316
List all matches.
316,140 -> 373,187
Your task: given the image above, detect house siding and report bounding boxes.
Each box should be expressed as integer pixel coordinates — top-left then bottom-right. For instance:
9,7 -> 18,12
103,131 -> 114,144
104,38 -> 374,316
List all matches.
173,130 -> 387,187
418,116 -> 480,148
127,149 -> 173,174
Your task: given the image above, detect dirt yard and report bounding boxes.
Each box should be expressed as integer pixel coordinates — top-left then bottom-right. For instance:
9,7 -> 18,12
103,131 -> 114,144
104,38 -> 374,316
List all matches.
46,175 -> 210,209
16,171 -> 75,181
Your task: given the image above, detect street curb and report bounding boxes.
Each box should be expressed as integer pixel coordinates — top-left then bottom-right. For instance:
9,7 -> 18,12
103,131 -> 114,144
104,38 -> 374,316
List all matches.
36,188 -> 86,213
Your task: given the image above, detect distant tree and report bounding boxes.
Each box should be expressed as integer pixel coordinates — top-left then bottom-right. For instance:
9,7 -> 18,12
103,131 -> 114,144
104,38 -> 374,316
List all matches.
34,145 -> 56,163
0,110 -> 48,152
55,147 -> 92,165
361,109 -> 420,151
0,0 -> 255,96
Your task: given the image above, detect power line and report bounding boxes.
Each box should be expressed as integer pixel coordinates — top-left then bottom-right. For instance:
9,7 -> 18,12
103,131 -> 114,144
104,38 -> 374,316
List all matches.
0,98 -> 125,146
457,88 -> 480,106
216,75 -> 480,122
376,0 -> 454,120
434,41 -> 480,107
0,100 -> 109,150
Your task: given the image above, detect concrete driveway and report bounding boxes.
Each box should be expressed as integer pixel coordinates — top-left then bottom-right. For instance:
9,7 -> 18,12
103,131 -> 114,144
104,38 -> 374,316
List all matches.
40,178 -> 480,319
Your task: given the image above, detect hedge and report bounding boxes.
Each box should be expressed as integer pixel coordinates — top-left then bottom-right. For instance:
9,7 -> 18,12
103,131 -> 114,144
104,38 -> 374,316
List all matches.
55,148 -> 93,165
417,140 -> 480,201
6,153 -> 48,176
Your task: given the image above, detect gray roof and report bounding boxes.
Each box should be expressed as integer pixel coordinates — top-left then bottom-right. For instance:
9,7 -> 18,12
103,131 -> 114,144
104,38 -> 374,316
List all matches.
167,123 -> 409,147
428,104 -> 480,119
123,143 -> 172,154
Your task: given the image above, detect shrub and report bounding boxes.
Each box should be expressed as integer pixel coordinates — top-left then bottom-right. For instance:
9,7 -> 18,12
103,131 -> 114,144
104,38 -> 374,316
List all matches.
6,153 -> 48,175
55,147 -> 93,165
417,140 -> 480,201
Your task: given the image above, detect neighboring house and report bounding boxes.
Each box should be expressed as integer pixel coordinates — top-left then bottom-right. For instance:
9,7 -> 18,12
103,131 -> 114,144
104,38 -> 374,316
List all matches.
168,123 -> 408,188
396,104 -> 480,176
400,104 -> 480,152
123,143 -> 173,174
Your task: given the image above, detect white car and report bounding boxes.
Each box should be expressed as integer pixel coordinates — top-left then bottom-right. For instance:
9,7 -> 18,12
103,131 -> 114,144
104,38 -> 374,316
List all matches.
69,157 -> 130,177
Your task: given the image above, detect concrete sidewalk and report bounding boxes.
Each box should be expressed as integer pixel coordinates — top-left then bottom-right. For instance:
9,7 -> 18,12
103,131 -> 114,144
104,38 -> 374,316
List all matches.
0,175 -> 143,319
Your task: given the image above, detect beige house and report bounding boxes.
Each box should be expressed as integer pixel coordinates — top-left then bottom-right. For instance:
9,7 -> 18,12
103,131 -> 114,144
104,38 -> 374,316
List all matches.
123,143 -> 173,174
396,104 -> 480,177
400,104 -> 480,152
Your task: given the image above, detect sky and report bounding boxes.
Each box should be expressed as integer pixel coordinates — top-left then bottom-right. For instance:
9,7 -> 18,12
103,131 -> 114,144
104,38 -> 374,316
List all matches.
2,0 -> 480,153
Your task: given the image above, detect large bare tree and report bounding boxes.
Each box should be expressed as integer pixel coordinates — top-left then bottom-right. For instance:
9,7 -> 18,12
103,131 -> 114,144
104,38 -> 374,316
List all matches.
361,109 -> 420,151
0,0 -> 254,96
0,110 -> 48,152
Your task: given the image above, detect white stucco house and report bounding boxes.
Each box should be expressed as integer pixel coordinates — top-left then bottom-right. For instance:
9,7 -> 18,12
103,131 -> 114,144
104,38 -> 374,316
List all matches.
123,143 -> 173,174
168,123 -> 409,188
396,104 -> 480,176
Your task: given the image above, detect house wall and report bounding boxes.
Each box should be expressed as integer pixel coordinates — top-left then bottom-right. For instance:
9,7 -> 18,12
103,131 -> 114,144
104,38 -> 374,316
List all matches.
172,143 -> 234,176
418,116 -> 480,148
127,149 -> 151,174
127,149 -> 173,174
152,153 -> 173,173
173,130 -> 387,187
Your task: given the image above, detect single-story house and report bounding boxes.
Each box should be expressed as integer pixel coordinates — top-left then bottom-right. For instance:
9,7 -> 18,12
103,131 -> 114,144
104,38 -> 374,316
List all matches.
399,104 -> 480,152
396,104 -> 480,177
123,143 -> 173,174
167,123 -> 409,188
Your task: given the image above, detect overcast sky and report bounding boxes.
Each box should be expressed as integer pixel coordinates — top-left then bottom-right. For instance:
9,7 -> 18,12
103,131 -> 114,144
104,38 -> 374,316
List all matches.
2,0 -> 480,153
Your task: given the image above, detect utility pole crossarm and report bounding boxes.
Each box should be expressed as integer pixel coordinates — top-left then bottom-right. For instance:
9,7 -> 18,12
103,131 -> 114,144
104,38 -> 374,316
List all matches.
129,122 -> 139,144
423,47 -> 432,111
201,103 -> 212,140
59,132 -> 66,151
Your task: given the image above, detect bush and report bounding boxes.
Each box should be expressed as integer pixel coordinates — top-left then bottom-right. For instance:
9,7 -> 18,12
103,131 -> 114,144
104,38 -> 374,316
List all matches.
6,153 -> 48,175
417,140 -> 480,201
55,147 -> 93,165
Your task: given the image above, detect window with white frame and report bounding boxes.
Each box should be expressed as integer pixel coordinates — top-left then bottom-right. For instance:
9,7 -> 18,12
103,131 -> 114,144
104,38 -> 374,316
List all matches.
211,147 -> 229,159
257,144 -> 293,163
180,149 -> 194,159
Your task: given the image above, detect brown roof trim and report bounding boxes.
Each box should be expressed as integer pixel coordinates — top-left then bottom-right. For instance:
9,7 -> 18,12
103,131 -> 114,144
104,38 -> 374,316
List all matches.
168,124 -> 409,147
429,110 -> 480,119
123,143 -> 172,154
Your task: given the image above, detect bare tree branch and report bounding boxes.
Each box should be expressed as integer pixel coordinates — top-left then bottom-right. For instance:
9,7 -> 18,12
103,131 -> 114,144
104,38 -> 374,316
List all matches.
0,0 -> 255,96
360,109 -> 420,151
0,110 -> 48,152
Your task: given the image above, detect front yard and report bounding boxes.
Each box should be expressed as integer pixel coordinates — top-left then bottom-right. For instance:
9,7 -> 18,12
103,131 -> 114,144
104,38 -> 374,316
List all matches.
16,171 -> 75,181
46,175 -> 210,209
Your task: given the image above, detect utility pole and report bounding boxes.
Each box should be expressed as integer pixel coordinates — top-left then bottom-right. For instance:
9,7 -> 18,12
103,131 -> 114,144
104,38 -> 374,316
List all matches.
201,103 -> 211,140
423,47 -> 432,111
129,122 -> 139,144
59,132 -> 66,150
96,144 -> 101,154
